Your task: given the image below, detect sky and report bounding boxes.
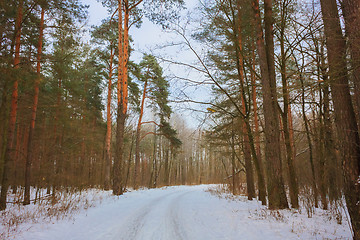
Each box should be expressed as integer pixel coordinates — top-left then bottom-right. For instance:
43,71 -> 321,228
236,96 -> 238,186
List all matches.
82,0 -> 198,61
81,0 -> 210,130
84,0 -> 171,53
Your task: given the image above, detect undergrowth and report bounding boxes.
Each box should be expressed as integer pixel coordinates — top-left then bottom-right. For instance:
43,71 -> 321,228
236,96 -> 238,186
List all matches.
205,184 -> 349,230
0,188 -> 110,239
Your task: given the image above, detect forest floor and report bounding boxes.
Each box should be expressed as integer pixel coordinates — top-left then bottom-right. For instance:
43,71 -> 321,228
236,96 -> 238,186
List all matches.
2,185 -> 352,240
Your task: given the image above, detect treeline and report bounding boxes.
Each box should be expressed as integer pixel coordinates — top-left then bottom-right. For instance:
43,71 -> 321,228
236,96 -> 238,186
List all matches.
0,0 -> 225,212
0,0 -> 107,208
182,0 -> 359,238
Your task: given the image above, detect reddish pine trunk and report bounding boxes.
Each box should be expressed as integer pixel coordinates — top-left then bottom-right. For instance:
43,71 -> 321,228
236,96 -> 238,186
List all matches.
134,80 -> 148,189
104,49 -> 114,190
0,1 -> 23,210
123,5 -> 129,113
113,0 -> 123,195
117,2 -> 123,105
113,0 -> 128,195
24,7 -> 44,205
12,124 -> 21,193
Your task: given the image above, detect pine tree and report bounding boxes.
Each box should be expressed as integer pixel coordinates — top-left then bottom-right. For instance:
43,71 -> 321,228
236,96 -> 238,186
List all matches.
134,54 -> 180,188
0,0 -> 23,210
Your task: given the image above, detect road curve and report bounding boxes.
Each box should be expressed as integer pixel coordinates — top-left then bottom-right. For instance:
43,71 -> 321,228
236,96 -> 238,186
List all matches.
16,186 -> 205,240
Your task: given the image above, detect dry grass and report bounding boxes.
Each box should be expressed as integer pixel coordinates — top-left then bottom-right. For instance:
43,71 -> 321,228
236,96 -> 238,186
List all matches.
205,184 -> 231,196
0,187 -> 109,239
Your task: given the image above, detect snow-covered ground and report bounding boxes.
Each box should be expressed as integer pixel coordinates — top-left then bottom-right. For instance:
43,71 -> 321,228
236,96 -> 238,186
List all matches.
2,185 -> 352,240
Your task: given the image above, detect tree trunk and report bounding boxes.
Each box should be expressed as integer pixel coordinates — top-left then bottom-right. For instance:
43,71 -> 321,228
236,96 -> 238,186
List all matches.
320,0 -> 360,238
124,132 -> 134,190
243,130 -> 255,199
252,0 -> 288,209
149,128 -> 157,188
320,48 -> 339,201
287,105 -> 296,174
340,0 -> 360,119
104,49 -> 114,190
234,1 -> 255,199
163,142 -> 170,186
0,1 -> 23,210
250,43 -> 266,204
114,107 -> 125,195
299,70 -> 318,208
317,82 -> 328,210
122,1 -> 129,112
24,7 -> 44,205
113,0 -> 125,196
230,123 -> 237,195
251,45 -> 263,175
113,0 -> 130,195
134,80 -> 148,189
316,45 -> 328,210
12,124 -> 21,193
280,109 -> 299,208
279,6 -> 299,208
0,80 -> 10,183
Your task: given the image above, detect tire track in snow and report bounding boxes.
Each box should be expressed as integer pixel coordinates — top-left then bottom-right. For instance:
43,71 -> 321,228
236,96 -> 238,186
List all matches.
115,191 -> 178,240
113,189 -> 193,240
168,191 -> 194,240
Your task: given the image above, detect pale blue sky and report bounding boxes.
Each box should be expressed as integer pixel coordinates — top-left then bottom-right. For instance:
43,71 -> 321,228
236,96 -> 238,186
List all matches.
83,0 -> 198,59
81,0 -> 209,129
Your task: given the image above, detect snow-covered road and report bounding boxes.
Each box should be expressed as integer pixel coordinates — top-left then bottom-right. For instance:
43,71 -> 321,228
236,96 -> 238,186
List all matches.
14,185 -> 352,240
95,187 -> 193,240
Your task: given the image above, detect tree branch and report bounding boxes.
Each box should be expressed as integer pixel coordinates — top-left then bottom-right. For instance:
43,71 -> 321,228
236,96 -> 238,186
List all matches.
140,131 -> 163,141
141,121 -> 161,127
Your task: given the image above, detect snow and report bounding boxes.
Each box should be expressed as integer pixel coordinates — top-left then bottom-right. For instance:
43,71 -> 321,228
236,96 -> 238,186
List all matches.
2,185 -> 352,240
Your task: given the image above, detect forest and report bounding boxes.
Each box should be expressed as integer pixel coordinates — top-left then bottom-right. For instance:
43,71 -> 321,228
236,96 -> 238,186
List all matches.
0,0 -> 359,239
